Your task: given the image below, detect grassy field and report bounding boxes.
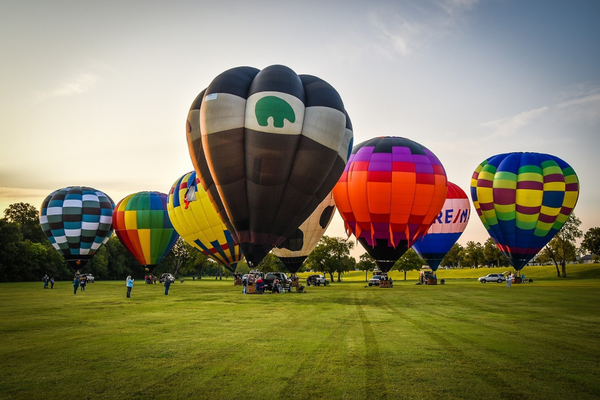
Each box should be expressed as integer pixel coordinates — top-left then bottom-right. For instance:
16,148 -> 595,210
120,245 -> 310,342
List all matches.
1,265 -> 600,399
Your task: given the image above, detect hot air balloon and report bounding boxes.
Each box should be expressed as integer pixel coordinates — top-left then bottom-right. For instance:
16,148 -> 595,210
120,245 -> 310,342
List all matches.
272,192 -> 337,274
167,171 -> 243,272
412,182 -> 470,271
113,192 -> 179,269
333,136 -> 447,272
39,186 -> 114,270
187,64 -> 353,267
470,152 -> 579,270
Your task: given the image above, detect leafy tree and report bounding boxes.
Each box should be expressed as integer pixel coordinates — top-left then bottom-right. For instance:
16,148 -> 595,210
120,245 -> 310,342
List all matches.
539,214 -> 582,277
460,241 -> 484,268
441,243 -> 463,268
234,260 -> 249,276
104,235 -> 138,279
305,236 -> 354,282
393,249 -> 424,280
258,253 -> 286,273
88,245 -> 109,278
0,217 -> 67,282
581,227 -> 600,257
356,252 -> 376,282
165,237 -> 192,278
336,255 -> 355,282
3,202 -> 45,243
0,218 -> 22,281
483,237 -> 507,267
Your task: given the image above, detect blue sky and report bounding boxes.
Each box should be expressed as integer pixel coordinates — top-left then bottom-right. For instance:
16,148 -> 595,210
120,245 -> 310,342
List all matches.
1,0 -> 599,259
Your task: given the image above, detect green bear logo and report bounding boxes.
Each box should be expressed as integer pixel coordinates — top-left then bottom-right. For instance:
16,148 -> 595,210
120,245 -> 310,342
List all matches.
255,96 -> 295,128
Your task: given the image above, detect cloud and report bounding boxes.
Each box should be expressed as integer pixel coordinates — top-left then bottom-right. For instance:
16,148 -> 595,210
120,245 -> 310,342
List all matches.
479,106 -> 549,137
369,0 -> 479,57
37,73 -> 100,101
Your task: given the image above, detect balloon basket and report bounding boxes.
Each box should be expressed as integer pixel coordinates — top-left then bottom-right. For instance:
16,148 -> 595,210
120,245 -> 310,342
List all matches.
246,285 -> 257,294
379,280 -> 392,288
234,279 -> 242,286
427,278 -> 438,285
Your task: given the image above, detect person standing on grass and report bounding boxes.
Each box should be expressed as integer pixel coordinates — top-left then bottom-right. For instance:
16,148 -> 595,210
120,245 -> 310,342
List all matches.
50,277 -> 55,289
73,276 -> 80,294
43,275 -> 49,289
80,278 -> 86,292
164,276 -> 171,295
506,273 -> 512,288
126,276 -> 134,298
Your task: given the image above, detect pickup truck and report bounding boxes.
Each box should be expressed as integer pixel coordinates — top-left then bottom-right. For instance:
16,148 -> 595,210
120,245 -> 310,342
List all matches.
306,274 -> 328,286
263,272 -> 293,292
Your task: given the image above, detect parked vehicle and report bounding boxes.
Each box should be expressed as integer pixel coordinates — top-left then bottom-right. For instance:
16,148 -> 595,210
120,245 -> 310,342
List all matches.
478,273 -> 506,283
306,274 -> 328,286
159,273 -> 175,283
263,272 -> 292,292
418,270 -> 436,284
369,275 -> 383,287
79,273 -> 94,283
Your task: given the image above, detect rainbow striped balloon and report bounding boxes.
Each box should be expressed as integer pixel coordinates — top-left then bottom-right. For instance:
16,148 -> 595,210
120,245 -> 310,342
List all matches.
167,171 -> 243,272
470,152 -> 579,270
113,192 -> 179,267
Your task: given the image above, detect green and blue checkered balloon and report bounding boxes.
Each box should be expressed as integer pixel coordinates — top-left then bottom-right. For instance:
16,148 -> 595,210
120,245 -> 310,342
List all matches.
40,186 -> 114,270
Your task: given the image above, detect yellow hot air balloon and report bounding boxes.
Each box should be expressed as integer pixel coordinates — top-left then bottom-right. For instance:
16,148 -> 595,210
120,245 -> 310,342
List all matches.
167,171 -> 243,272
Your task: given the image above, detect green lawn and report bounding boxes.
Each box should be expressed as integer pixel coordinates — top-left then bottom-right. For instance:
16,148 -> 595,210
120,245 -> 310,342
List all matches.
1,266 -> 600,399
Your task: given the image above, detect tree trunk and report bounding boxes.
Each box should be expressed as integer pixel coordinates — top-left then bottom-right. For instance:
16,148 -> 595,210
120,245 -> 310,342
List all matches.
561,260 -> 568,278
365,270 -> 368,282
328,272 -> 334,282
404,270 -> 407,281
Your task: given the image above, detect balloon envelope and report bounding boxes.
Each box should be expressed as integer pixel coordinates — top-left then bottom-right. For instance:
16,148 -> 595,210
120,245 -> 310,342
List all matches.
470,152 -> 579,270
167,171 -> 243,272
412,182 -> 470,271
187,64 -> 353,267
272,191 -> 337,273
113,192 -> 179,267
40,186 -> 114,269
333,136 -> 447,272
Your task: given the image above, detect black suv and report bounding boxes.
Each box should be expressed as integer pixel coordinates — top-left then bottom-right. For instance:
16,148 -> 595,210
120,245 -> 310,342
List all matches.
263,272 -> 293,292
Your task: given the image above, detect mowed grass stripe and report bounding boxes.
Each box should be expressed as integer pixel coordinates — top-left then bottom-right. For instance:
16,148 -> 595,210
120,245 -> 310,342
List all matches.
1,268 -> 600,399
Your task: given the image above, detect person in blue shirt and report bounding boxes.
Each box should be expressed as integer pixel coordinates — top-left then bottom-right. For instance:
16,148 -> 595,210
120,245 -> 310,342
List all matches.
126,276 -> 134,298
73,276 -> 80,294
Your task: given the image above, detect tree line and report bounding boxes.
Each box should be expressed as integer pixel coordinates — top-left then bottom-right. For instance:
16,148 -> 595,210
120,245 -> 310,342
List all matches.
1,202 -> 599,282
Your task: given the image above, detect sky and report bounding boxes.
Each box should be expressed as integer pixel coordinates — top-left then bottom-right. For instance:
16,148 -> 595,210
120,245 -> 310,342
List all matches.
1,0 -> 599,260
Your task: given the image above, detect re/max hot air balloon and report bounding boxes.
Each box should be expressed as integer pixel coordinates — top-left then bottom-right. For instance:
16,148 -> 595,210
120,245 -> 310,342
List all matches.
167,171 -> 243,273
113,192 -> 179,268
412,182 -> 470,271
333,136 -> 447,272
272,191 -> 337,274
470,152 -> 579,270
187,64 -> 353,267
40,186 -> 114,269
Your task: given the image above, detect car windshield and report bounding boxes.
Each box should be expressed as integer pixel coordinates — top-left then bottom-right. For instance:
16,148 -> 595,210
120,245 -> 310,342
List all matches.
372,276 -> 381,280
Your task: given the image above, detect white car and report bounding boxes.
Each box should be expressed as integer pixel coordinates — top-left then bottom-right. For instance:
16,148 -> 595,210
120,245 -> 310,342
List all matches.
478,273 -> 506,283
306,274 -> 328,286
369,275 -> 383,286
